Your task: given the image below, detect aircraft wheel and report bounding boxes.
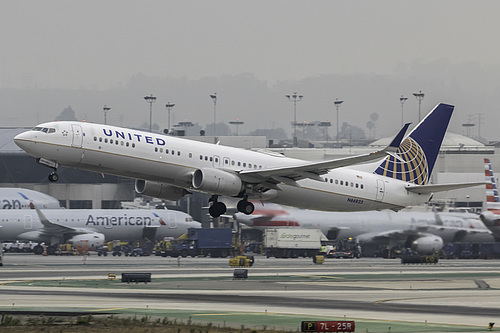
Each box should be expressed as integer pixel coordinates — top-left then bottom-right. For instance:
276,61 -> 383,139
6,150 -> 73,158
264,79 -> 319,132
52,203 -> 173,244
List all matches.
33,245 -> 43,255
237,200 -> 254,215
48,172 -> 59,182
209,201 -> 226,217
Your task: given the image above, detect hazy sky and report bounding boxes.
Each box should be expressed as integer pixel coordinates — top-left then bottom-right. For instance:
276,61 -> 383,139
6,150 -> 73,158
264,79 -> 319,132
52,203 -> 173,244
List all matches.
2,1 -> 500,140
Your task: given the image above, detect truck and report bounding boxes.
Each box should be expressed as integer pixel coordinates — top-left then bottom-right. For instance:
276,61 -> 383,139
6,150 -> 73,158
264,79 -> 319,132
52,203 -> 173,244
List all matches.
164,228 -> 233,258
263,228 -> 327,258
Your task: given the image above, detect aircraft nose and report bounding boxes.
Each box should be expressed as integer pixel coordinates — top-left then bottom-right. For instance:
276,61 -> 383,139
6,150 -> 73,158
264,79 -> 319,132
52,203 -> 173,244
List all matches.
14,130 -> 33,152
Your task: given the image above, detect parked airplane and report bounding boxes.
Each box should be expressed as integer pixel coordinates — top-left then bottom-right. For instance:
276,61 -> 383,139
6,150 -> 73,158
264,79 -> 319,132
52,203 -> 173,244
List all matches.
0,188 -> 61,209
235,202 -> 494,255
480,158 -> 500,238
14,103 -> 483,218
0,206 -> 201,254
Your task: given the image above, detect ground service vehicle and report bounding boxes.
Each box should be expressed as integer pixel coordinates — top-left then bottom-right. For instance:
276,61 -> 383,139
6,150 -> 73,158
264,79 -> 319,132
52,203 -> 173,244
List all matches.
163,228 -> 233,258
264,228 -> 327,258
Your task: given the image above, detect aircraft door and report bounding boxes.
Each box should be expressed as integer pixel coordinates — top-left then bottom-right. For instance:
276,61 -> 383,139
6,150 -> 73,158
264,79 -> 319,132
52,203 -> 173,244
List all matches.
24,215 -> 32,230
213,155 -> 221,168
376,179 -> 385,201
71,124 -> 83,147
168,213 -> 177,228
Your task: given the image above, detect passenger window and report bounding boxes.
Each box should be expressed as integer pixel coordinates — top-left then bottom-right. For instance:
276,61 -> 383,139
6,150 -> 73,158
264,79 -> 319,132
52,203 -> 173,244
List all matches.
210,157 -> 213,162
243,163 -> 246,167
200,155 -> 203,160
126,142 -> 129,147
356,184 -> 359,188
177,151 -> 180,156
340,180 -> 343,185
330,179 -> 333,183
104,138 -> 108,143
166,149 -> 169,154
361,184 -> 364,189
132,143 -> 135,148
94,136 -> 97,141
99,137 -> 103,142
205,156 -> 208,161
155,147 -> 158,152
189,153 -> 192,158
110,139 -> 113,144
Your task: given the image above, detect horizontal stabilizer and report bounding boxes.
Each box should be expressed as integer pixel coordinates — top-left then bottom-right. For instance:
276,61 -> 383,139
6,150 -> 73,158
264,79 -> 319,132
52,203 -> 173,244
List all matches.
405,181 -> 487,194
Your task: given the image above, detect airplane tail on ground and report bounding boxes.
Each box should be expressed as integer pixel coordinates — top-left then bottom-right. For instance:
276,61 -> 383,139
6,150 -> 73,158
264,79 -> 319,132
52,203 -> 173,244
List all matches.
484,158 -> 500,212
374,103 -> 454,185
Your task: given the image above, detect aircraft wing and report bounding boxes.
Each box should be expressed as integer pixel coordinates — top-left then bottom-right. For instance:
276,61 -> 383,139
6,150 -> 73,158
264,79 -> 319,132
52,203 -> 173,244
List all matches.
34,206 -> 94,236
357,229 -> 429,242
239,123 -> 410,186
405,181 -> 487,194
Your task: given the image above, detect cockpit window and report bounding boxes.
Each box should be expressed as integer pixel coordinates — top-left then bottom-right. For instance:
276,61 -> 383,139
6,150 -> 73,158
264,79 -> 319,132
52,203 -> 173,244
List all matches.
33,127 -> 56,133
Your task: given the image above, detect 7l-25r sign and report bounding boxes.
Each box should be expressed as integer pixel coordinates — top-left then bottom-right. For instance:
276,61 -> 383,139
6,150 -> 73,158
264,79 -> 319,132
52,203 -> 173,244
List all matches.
301,321 -> 355,332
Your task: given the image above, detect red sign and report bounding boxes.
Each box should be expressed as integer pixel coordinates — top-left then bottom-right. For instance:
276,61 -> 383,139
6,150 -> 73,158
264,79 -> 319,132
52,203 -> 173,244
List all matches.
301,321 -> 355,332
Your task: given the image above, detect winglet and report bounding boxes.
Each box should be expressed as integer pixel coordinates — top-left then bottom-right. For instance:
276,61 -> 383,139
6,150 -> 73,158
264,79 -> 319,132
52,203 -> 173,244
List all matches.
388,122 -> 411,149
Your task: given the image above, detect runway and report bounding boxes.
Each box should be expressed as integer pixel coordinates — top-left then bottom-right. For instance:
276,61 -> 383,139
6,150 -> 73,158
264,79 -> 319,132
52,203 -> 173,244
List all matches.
1,253 -> 499,332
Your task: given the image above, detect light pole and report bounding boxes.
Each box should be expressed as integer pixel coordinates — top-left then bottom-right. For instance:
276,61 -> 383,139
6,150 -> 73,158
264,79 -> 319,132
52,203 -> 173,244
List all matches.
286,92 -> 303,147
165,102 -> 175,133
334,98 -> 343,148
318,121 -> 332,142
210,93 -> 217,142
103,105 -> 110,125
144,94 -> 157,132
229,120 -> 244,136
413,90 -> 424,122
399,95 -> 408,126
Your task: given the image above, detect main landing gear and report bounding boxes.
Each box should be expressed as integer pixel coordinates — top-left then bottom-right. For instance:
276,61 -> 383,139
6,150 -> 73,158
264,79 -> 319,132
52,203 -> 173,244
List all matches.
208,195 -> 255,218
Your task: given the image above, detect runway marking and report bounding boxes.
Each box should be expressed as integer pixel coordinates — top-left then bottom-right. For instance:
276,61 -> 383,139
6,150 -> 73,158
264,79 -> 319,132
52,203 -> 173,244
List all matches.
87,308 -> 125,312
297,275 -> 345,279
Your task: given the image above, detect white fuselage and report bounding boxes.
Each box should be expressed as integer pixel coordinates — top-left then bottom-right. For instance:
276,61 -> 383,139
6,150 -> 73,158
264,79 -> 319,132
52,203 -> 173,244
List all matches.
236,205 -> 494,244
14,121 -> 431,212
0,188 -> 61,209
0,209 -> 201,243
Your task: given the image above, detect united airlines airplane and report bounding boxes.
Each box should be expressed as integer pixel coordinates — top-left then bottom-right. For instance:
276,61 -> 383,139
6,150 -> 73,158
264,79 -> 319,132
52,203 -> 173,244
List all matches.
14,103 -> 482,218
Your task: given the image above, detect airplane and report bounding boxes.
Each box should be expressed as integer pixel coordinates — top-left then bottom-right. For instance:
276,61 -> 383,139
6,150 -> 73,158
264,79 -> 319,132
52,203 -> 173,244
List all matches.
0,206 -> 201,254
14,103 -> 484,218
235,202 -> 494,255
0,187 -> 61,209
480,158 -> 500,239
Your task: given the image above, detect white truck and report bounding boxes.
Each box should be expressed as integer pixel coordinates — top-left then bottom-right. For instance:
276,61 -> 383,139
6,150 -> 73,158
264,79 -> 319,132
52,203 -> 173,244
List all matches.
263,228 -> 328,258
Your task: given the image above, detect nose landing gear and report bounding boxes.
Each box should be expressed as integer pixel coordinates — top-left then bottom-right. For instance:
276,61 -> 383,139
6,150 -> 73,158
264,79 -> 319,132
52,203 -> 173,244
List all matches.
48,171 -> 59,182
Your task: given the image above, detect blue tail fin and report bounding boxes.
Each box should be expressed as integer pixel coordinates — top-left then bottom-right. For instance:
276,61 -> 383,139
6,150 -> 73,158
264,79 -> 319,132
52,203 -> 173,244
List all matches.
374,103 -> 454,185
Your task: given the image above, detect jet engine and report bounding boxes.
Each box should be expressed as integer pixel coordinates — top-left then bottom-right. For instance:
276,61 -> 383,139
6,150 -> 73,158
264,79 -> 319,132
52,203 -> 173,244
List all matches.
192,168 -> 243,196
68,233 -> 105,250
410,234 -> 443,255
135,180 -> 189,201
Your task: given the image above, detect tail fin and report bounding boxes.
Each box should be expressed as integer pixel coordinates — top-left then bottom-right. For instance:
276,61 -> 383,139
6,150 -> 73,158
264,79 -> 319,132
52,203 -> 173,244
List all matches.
374,103 -> 454,185
484,158 -> 500,212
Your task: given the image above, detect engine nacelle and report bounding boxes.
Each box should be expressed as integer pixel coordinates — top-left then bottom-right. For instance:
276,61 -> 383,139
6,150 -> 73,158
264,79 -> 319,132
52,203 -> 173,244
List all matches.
135,179 -> 188,201
410,235 -> 443,255
68,233 -> 105,250
192,168 -> 243,196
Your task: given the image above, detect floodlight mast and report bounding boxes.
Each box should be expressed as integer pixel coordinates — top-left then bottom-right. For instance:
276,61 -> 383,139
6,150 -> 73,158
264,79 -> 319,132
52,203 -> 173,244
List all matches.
144,94 -> 157,132
103,105 -> 110,125
399,95 -> 408,126
210,93 -> 217,143
413,91 -> 424,122
334,98 -> 343,148
286,92 -> 303,147
165,102 -> 175,133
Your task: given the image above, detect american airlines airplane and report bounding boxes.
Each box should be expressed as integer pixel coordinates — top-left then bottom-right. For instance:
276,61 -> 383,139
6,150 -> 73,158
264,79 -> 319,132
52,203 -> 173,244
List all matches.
235,202 -> 493,255
0,188 -> 61,209
0,206 -> 201,254
14,103 -> 482,218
